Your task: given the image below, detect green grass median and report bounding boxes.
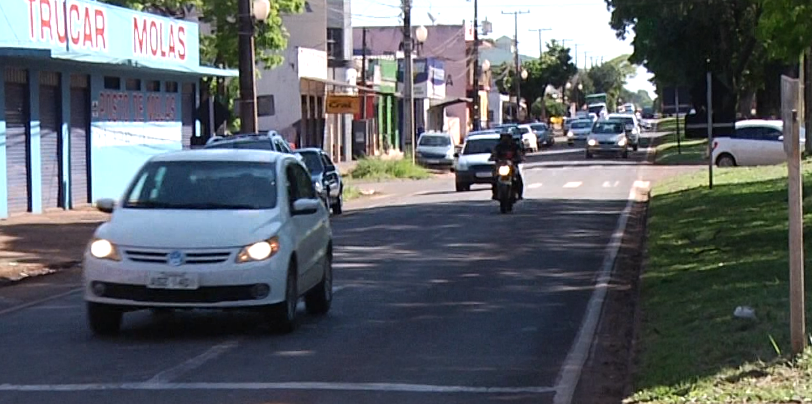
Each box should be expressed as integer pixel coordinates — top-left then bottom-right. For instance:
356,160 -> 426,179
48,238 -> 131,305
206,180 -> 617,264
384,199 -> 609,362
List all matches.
654,132 -> 708,165
348,157 -> 431,181
631,164 -> 812,403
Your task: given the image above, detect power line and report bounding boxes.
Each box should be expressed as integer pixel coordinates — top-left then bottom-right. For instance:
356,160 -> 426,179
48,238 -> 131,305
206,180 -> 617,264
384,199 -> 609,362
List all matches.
501,9 -> 530,122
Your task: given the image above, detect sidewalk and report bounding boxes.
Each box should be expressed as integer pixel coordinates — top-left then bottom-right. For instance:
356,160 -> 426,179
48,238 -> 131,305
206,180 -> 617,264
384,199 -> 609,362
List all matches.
0,208 -> 109,284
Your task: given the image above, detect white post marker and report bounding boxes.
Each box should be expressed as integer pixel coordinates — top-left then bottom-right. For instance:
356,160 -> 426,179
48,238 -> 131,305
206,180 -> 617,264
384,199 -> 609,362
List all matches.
781,75 -> 806,355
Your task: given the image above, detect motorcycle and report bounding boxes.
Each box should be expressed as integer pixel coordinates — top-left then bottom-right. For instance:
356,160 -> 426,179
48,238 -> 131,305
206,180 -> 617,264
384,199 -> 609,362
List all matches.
495,160 -> 517,214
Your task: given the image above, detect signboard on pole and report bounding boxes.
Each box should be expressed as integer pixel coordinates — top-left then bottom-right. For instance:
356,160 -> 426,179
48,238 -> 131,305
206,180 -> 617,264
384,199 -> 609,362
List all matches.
326,94 -> 361,114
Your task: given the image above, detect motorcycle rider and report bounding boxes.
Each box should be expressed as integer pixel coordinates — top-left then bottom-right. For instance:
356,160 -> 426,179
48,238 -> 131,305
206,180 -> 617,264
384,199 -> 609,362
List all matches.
490,130 -> 525,201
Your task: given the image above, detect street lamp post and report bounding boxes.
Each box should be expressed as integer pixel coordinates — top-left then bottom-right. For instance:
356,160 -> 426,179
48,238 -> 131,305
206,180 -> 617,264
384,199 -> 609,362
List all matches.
414,26 -> 428,136
238,0 -> 270,134
471,0 -> 482,131
577,82 -> 583,109
415,25 -> 428,57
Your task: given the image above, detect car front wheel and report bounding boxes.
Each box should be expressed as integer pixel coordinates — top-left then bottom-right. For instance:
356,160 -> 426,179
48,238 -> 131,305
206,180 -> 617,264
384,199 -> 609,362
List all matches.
305,248 -> 333,315
270,263 -> 299,333
332,195 -> 343,215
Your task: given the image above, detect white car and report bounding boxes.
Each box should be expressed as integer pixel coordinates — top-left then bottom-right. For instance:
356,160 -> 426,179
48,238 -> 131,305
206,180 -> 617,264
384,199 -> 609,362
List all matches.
83,149 -> 333,335
712,119 -> 806,167
516,125 -> 539,152
454,131 -> 501,192
607,113 -> 641,151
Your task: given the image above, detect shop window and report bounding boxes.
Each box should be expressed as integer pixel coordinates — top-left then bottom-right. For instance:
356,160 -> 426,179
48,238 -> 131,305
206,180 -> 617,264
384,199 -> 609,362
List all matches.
165,81 -> 179,93
257,95 -> 275,117
327,28 -> 343,61
146,80 -> 161,92
104,76 -> 121,90
125,78 -> 141,91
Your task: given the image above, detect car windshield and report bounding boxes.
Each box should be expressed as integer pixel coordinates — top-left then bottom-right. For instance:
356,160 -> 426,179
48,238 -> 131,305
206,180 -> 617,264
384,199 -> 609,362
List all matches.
463,138 -> 499,155
296,152 -> 324,174
123,161 -> 277,210
205,140 -> 273,150
517,127 -> 530,134
530,124 -> 548,131
611,116 -> 635,125
592,121 -> 625,134
418,135 -> 451,146
571,121 -> 592,129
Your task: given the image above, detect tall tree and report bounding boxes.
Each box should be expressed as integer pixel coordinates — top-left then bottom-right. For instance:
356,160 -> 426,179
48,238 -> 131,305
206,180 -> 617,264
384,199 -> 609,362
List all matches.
605,0 -> 766,117
496,40 -> 577,119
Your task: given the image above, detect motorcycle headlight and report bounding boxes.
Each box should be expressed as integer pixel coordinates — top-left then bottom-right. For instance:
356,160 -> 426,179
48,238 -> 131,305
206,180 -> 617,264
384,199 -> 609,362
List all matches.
587,139 -> 598,146
498,165 -> 511,176
237,237 -> 281,263
618,138 -> 627,146
88,239 -> 121,261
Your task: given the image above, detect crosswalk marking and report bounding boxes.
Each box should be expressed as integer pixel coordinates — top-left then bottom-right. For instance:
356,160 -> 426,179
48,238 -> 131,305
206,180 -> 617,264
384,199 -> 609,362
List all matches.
563,182 -> 582,188
633,180 -> 651,189
528,183 -> 543,189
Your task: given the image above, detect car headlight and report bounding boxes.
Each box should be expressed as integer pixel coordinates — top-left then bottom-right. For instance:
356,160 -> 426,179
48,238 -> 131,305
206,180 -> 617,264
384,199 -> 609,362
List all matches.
567,131 -> 574,137
587,139 -> 598,146
88,239 -> 121,261
618,138 -> 627,146
497,165 -> 511,176
456,160 -> 469,171
314,181 -> 324,194
237,237 -> 281,263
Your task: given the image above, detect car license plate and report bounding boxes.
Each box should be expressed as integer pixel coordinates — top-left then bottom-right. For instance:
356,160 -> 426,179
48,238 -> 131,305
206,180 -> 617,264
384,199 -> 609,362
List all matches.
147,272 -> 199,290
476,172 -> 492,178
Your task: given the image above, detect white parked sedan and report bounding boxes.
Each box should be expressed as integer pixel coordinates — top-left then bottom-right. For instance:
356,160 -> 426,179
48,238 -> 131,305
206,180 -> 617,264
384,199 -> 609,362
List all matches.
83,149 -> 333,335
712,119 -> 806,167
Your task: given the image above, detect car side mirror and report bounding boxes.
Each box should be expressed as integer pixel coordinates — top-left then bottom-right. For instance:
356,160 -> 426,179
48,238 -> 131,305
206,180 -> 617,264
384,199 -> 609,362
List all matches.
291,199 -> 320,215
95,198 -> 116,214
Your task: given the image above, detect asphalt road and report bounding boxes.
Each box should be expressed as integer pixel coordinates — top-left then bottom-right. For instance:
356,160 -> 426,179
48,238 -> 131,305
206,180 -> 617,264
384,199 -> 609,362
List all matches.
0,133 -> 670,404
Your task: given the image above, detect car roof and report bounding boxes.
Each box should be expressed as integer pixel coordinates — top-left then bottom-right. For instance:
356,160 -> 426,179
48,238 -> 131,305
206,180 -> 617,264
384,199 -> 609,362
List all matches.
419,132 -> 451,137
466,132 -> 501,140
150,149 -> 287,163
205,131 -> 284,145
736,119 -> 782,129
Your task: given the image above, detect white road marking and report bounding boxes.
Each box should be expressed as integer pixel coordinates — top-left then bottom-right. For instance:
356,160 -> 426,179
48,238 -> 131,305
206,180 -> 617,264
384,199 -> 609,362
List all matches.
528,183 -> 542,189
634,180 -> 651,190
146,340 -> 241,384
0,382 -> 556,394
601,181 -> 612,188
563,181 -> 582,188
0,287 -> 83,317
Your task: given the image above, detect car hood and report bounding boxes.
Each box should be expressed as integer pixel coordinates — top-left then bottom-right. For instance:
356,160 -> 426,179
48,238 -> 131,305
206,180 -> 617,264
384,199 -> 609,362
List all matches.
589,133 -> 624,141
458,153 -> 493,165
96,208 -> 283,249
570,128 -> 592,135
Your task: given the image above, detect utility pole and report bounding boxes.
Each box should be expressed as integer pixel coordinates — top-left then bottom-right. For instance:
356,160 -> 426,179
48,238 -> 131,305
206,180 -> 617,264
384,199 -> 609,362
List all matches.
804,48 -> 812,155
472,0 -> 481,131
502,10 -> 529,122
237,0 -> 258,133
675,89 -> 681,154
402,0 -> 415,162
706,66 -> 714,190
360,28 -> 368,119
528,28 -> 551,56
781,74 -> 806,355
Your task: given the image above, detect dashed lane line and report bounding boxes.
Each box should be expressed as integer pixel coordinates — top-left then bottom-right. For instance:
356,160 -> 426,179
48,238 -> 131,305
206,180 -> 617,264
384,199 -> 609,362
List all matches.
563,181 -> 582,188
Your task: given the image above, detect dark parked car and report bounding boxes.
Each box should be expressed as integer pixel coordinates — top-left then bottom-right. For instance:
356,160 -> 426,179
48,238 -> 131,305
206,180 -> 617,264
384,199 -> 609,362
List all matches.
204,131 -> 295,153
528,123 -> 555,148
295,148 -> 344,215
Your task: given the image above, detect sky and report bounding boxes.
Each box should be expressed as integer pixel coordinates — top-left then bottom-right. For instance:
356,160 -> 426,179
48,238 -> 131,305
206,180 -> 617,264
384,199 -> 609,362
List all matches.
351,0 -> 656,98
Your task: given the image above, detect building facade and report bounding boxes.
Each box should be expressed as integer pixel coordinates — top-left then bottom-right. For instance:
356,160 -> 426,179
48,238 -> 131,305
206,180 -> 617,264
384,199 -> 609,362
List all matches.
353,24 -> 472,142
256,0 -> 355,162
0,0 -> 233,219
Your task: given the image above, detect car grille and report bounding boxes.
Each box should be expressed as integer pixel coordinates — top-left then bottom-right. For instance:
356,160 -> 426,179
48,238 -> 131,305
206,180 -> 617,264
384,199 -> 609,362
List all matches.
469,164 -> 494,172
124,249 -> 233,265
599,141 -> 617,145
419,152 -> 448,159
100,283 -> 257,303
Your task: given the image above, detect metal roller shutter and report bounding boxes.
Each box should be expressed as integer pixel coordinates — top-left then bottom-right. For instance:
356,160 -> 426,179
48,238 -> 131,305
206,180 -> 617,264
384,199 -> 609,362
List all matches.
5,68 -> 30,214
40,72 -> 62,209
182,83 -> 195,149
69,74 -> 90,206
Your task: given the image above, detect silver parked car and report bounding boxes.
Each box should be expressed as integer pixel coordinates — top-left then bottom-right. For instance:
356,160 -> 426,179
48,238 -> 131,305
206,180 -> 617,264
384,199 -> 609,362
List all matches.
416,131 -> 456,167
